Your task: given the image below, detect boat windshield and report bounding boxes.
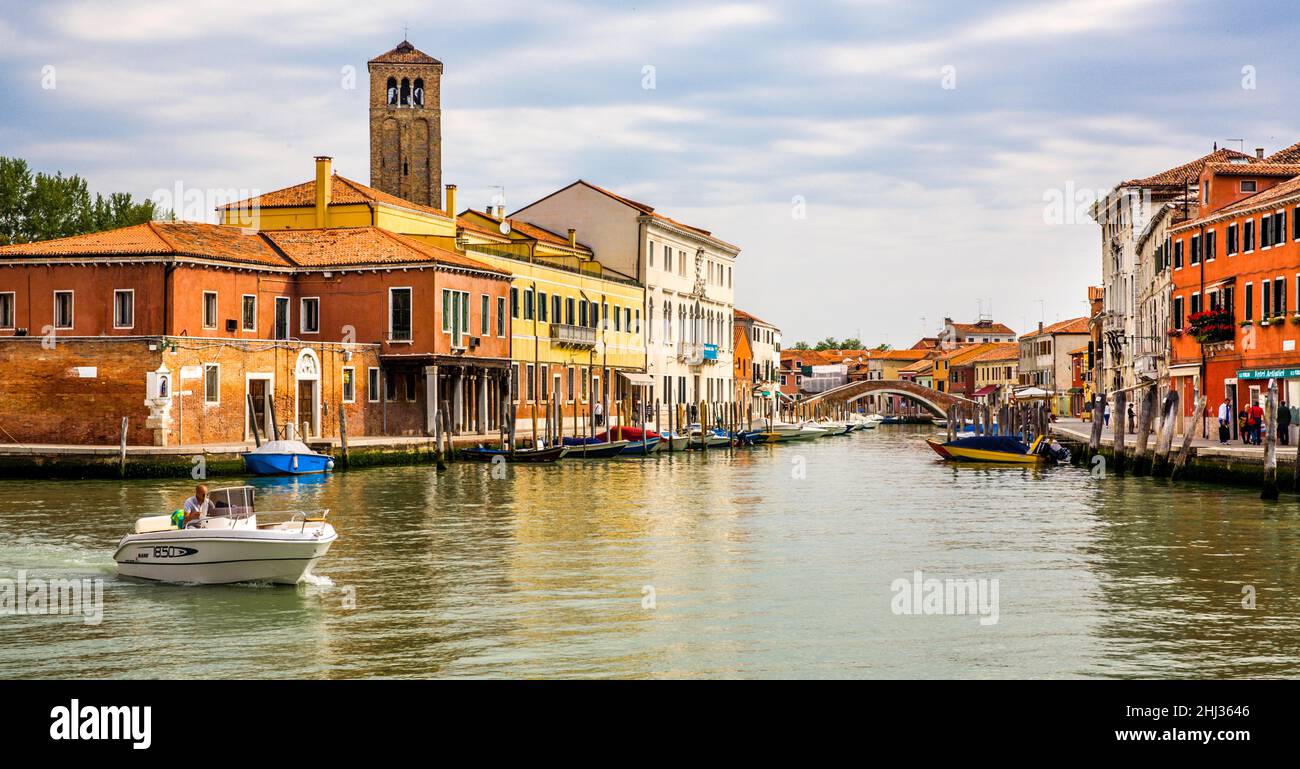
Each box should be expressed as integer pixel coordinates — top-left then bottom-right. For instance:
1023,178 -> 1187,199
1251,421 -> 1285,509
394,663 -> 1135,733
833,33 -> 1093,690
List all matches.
206,486 -> 256,518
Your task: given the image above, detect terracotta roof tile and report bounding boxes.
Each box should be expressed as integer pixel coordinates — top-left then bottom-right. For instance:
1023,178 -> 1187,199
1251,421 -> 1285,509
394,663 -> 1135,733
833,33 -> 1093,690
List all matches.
522,180 -> 741,251
1265,141 -> 1300,164
733,307 -> 776,327
368,41 -> 442,66
967,342 -> 1020,363
1024,317 -> 1090,337
459,209 -> 592,253
948,320 -> 1016,337
221,174 -> 450,220
262,227 -> 507,274
0,221 -> 288,267
1122,148 -> 1254,187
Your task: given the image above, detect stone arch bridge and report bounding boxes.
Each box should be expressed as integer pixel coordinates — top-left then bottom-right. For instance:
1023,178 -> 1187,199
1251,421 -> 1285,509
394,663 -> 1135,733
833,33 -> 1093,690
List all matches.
797,379 -> 977,417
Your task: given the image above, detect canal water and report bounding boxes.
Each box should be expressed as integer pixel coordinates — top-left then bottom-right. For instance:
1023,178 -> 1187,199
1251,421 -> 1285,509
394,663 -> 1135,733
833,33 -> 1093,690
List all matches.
2,425 -> 1299,679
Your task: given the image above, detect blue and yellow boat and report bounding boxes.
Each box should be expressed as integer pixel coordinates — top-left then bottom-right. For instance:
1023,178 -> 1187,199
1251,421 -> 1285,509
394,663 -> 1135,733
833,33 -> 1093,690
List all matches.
926,434 -> 1069,464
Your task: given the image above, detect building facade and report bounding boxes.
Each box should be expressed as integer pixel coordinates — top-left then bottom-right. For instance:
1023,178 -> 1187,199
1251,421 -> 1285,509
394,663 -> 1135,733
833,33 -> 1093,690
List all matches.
368,41 -> 443,210
511,181 -> 739,420
1017,318 -> 1090,415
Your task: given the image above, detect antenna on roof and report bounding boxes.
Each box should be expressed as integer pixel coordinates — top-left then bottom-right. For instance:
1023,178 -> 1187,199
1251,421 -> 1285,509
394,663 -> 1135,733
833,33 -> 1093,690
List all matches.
403,24 -> 409,41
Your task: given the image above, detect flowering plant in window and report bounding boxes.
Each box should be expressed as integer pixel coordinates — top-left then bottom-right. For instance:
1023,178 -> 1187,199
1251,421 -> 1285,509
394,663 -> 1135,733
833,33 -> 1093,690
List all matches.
1186,307 -> 1234,344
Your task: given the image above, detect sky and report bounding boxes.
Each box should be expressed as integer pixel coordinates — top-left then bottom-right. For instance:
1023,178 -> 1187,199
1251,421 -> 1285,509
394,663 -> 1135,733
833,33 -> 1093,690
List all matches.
2,0 -> 1299,346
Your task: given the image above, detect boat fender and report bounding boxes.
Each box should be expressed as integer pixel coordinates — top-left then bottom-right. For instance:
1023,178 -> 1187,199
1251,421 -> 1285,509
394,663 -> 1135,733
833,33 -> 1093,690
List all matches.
170,510 -> 185,529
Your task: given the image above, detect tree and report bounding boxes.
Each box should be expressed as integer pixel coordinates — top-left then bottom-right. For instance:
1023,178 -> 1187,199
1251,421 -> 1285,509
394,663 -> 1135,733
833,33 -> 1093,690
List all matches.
791,341 -> 811,350
0,156 -> 163,245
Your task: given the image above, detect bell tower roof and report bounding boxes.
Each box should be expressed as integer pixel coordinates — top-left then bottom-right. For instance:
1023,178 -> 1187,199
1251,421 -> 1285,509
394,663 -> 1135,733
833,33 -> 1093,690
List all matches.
369,40 -> 442,66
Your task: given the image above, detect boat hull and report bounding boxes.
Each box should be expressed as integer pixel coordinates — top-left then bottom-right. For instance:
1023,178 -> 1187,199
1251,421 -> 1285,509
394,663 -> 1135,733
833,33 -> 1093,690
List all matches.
461,446 -> 569,463
562,439 -> 630,458
925,438 -> 1041,464
113,526 -> 336,585
242,452 -> 333,476
620,436 -> 661,455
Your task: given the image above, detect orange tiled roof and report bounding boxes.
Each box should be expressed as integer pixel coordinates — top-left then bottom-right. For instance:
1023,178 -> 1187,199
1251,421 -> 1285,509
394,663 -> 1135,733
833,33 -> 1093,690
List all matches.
967,342 -> 1020,363
521,180 -> 740,251
0,221 -> 287,268
948,321 -> 1016,337
221,174 -> 451,220
878,348 -> 933,361
898,357 -> 933,373
262,227 -> 508,274
1122,148 -> 1254,187
934,343 -> 991,363
0,221 -> 509,276
1023,317 -> 1090,337
368,41 -> 441,66
1203,161 -> 1300,177
1265,142 -> 1300,164
733,307 -> 777,327
1170,172 -> 1300,231
1067,345 -> 1089,356
458,209 -> 593,253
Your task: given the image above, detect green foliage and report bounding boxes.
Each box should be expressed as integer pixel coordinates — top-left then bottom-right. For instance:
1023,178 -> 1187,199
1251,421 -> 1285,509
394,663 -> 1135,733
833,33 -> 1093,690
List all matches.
0,156 -> 164,245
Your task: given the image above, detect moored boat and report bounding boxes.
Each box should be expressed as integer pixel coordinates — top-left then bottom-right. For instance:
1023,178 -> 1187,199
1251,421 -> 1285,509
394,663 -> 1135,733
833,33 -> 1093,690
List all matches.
560,438 -> 631,458
925,434 -> 1070,464
241,439 -> 334,476
620,436 -> 661,455
461,445 -> 570,463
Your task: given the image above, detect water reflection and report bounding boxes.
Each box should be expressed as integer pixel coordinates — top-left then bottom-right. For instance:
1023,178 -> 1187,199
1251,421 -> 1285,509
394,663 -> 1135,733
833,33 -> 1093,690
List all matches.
2,426 -> 1300,678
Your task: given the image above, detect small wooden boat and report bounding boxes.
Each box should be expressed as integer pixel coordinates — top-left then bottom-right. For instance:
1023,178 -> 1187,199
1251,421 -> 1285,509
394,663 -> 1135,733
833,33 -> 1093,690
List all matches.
653,433 -> 691,452
620,436 -> 661,455
461,445 -> 569,463
925,435 -> 1069,464
561,438 -> 631,458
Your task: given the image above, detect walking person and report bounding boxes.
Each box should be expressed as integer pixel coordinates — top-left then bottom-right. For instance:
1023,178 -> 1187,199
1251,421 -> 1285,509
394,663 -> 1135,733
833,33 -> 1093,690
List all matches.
1217,399 -> 1231,445
1279,399 -> 1292,446
1127,401 -> 1135,432
1249,400 -> 1264,445
593,400 -> 604,428
1103,400 -> 1111,427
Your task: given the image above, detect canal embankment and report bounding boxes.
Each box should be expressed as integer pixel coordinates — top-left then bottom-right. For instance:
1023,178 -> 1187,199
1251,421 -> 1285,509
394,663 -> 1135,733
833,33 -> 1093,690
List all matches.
1052,418 -> 1300,490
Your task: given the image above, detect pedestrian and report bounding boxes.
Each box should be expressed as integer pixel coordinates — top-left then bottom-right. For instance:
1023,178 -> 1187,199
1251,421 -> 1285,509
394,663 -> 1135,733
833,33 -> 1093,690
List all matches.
593,400 -> 604,428
1279,399 -> 1292,446
1217,399 -> 1231,445
1249,400 -> 1264,445
1239,407 -> 1249,444
1103,400 -> 1111,427
1127,401 -> 1135,432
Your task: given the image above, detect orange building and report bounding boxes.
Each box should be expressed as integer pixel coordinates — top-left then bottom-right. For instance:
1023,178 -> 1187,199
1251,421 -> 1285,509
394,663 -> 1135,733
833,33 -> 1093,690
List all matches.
1168,145 -> 1300,425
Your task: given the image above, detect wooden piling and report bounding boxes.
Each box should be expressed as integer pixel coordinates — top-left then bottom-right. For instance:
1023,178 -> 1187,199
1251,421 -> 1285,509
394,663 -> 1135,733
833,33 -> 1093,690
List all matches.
1089,392 -> 1105,452
1263,378 -> 1279,500
338,401 -> 350,470
1113,389 -> 1127,475
118,417 -> 128,478
1170,390 -> 1204,481
1132,385 -> 1154,475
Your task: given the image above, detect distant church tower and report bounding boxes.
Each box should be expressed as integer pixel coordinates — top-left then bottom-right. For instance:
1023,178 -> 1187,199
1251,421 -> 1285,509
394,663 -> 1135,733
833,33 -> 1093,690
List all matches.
368,40 -> 443,209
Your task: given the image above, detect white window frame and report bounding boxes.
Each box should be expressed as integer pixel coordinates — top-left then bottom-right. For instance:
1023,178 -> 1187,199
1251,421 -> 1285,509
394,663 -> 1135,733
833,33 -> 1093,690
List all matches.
299,296 -> 320,335
203,363 -> 221,405
367,367 -> 381,403
1241,179 -> 1257,193
202,291 -> 218,329
113,289 -> 134,330
342,366 -> 356,404
53,290 -> 74,330
388,286 -> 413,342
241,294 -> 257,332
0,291 -> 16,329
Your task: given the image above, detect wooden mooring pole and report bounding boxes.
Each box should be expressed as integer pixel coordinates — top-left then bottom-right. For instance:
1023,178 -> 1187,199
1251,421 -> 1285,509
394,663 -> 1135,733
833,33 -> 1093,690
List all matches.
118,417 -> 128,478
1263,378 -> 1279,500
1170,389 -> 1204,481
1154,389 -> 1178,475
1113,389 -> 1127,475
1132,384 -> 1155,475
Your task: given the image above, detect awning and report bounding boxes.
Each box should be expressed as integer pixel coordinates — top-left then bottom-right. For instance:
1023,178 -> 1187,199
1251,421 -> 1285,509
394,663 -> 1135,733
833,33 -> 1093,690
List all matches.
972,385 -> 998,397
1168,363 -> 1200,377
620,372 -> 655,386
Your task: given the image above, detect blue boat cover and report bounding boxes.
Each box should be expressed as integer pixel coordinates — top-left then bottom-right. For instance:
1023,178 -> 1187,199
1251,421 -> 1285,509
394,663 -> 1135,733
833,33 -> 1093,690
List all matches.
945,435 -> 1030,454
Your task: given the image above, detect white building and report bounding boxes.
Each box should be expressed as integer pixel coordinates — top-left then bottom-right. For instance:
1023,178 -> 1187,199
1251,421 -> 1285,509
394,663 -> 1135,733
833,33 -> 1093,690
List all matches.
512,181 -> 739,420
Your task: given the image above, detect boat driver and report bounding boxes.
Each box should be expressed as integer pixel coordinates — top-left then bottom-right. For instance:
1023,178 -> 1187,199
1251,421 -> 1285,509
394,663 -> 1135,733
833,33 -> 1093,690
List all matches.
182,484 -> 213,528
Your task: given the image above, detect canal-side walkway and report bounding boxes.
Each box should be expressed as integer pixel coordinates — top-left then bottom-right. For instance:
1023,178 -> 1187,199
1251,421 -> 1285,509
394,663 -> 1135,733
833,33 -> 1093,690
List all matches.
1052,418 -> 1300,463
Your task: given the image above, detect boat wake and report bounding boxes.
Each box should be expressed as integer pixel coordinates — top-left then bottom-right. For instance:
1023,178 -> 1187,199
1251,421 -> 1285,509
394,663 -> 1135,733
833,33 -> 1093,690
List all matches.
300,573 -> 334,587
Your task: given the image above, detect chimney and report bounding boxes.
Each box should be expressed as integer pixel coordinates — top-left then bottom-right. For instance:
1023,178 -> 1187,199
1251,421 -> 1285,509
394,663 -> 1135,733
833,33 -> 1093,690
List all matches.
495,204 -> 505,219
444,184 -> 457,218
1038,321 -> 1044,333
1256,147 -> 1265,159
567,228 -> 577,248
314,156 -> 332,228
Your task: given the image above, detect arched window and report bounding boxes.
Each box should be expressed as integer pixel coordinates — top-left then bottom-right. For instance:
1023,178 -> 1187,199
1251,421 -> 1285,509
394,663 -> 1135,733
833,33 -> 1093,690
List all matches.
386,77 -> 398,105
400,78 -> 411,106
413,78 -> 424,107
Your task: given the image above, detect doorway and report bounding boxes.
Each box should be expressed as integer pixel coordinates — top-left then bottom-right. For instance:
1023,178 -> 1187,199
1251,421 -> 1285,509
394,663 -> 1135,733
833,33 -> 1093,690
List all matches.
246,375 -> 273,440
297,380 -> 317,437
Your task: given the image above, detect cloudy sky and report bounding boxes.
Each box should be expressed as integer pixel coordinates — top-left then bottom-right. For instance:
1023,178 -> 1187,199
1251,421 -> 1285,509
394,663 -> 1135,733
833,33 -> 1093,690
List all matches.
2,0 -> 1297,345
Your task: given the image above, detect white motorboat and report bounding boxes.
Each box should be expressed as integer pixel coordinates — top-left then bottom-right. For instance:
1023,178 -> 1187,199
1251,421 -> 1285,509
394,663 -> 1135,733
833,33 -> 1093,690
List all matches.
817,420 -> 853,436
794,423 -> 829,440
653,433 -> 691,452
687,423 -> 732,448
755,420 -> 805,442
113,486 -> 337,585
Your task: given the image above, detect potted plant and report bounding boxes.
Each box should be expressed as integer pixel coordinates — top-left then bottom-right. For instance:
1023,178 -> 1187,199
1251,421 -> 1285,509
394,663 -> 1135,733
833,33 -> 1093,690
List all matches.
1187,307 -> 1235,344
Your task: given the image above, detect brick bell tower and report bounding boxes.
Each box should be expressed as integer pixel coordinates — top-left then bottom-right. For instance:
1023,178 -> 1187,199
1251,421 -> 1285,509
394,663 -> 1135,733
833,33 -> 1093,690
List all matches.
368,40 -> 443,209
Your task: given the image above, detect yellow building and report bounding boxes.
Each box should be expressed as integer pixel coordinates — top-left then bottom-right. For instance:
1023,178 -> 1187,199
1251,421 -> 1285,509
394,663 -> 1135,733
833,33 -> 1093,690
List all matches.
456,207 -> 647,432
970,343 -> 1020,403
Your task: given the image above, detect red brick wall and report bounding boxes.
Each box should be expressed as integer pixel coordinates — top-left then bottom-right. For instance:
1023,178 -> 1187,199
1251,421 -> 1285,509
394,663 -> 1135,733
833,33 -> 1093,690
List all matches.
0,337 -> 162,443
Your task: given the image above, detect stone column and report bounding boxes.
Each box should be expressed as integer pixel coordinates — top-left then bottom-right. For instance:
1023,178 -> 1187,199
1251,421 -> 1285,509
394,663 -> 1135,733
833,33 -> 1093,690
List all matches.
424,365 -> 439,435
453,367 -> 465,434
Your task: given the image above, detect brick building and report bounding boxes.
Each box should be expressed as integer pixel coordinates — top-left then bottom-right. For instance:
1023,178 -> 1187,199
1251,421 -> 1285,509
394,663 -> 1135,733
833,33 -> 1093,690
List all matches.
0,220 -> 511,445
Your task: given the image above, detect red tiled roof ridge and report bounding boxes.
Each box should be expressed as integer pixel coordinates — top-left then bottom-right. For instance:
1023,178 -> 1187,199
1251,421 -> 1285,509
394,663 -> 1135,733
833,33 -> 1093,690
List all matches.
1121,147 -> 1255,188
1025,317 -> 1090,336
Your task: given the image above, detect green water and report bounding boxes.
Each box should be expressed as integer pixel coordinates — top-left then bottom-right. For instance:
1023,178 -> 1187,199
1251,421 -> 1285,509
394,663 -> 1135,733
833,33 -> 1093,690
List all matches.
1,426 -> 1298,679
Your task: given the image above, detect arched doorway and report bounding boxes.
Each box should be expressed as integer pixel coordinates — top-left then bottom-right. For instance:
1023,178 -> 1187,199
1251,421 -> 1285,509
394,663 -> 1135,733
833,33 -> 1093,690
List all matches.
294,348 -> 321,438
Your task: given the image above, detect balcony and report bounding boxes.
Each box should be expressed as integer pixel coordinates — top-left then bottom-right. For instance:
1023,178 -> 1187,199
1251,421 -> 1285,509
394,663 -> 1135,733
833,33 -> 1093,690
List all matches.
551,323 -> 596,348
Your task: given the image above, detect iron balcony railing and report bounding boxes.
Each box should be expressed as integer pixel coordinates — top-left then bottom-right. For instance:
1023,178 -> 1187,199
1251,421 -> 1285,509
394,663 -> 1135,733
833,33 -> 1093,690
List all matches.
552,323 -> 597,348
